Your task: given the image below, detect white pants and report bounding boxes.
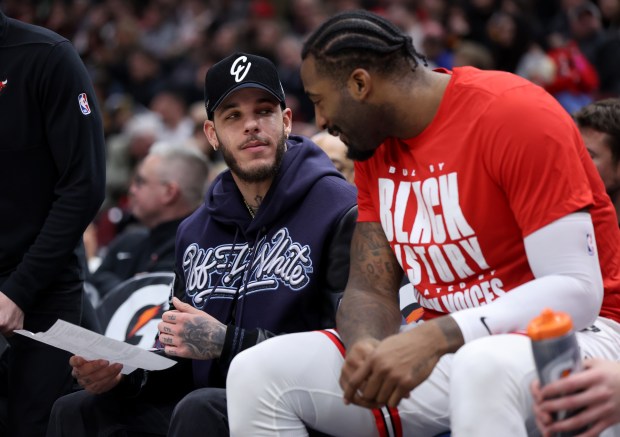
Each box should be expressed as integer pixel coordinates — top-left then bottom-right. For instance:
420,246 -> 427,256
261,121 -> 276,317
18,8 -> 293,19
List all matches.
227,317 -> 620,437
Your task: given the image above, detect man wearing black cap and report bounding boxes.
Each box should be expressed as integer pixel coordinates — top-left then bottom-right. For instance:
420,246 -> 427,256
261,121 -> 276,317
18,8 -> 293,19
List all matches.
47,52 -> 357,436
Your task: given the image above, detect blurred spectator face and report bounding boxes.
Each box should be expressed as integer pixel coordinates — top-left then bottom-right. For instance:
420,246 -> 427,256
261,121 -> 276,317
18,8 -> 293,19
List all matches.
277,35 -> 303,69
569,3 -> 602,39
472,0 -> 495,9
187,101 -> 211,155
291,0 -> 325,34
583,127 -> 620,194
420,0 -> 447,21
312,132 -> 354,184
150,92 -> 187,126
129,155 -> 169,227
446,6 -> 470,38
115,18 -> 140,49
422,20 -> 447,61
599,0 -> 620,22
253,19 -> 282,53
487,12 -> 516,47
211,23 -> 241,59
128,50 -> 159,82
562,0 -> 586,11
453,40 -> 495,70
130,132 -> 158,161
125,113 -> 162,160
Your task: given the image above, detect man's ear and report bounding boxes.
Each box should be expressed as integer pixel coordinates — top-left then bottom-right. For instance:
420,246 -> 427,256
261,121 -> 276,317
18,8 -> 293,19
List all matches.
161,181 -> 181,205
347,68 -> 372,101
204,120 -> 219,150
282,107 -> 293,138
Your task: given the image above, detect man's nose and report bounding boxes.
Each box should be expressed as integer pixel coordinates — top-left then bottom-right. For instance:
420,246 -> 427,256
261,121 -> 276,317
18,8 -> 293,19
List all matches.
244,116 -> 260,133
315,110 -> 327,131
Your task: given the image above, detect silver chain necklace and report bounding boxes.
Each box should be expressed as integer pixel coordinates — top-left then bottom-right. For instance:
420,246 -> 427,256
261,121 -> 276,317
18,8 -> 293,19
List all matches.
243,198 -> 256,218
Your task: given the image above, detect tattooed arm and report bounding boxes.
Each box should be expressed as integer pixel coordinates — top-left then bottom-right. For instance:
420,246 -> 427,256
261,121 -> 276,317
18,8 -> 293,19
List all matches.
157,297 -> 227,360
338,222 -> 465,409
337,221 -> 404,348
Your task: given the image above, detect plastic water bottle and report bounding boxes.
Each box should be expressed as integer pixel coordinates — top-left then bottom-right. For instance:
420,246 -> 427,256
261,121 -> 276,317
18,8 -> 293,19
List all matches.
527,308 -> 584,436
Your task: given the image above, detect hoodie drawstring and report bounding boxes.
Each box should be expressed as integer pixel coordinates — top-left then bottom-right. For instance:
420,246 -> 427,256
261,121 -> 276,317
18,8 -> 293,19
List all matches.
231,226 -> 265,325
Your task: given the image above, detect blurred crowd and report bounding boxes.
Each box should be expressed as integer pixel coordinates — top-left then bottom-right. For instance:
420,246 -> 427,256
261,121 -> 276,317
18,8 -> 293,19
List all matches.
4,0 -> 619,257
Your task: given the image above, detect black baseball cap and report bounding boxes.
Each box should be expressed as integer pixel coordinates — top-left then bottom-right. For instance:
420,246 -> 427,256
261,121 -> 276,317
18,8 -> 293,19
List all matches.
204,52 -> 286,120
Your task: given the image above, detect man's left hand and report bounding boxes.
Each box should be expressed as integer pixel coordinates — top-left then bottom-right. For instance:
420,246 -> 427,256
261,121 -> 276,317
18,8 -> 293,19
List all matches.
343,316 -> 464,409
157,297 -> 227,360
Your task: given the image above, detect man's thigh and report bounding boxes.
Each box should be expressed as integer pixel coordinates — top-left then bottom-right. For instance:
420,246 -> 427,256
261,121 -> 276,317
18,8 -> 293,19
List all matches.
48,389 -> 175,436
577,317 -> 620,360
228,329 -> 452,437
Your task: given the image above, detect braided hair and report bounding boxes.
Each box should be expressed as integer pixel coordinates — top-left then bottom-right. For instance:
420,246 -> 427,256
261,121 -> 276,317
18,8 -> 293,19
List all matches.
302,10 -> 427,83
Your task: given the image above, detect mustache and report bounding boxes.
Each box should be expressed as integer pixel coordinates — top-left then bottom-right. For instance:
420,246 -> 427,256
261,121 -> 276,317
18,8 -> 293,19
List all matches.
240,135 -> 270,148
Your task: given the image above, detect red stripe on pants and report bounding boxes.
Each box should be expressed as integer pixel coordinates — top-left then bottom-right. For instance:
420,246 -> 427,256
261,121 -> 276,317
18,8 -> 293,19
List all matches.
317,330 -> 400,437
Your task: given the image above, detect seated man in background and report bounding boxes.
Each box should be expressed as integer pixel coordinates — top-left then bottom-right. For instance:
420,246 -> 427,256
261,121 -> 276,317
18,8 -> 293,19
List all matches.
312,130 -> 355,184
574,98 -> 620,225
531,97 -> 620,436
47,52 -> 358,437
87,143 -> 209,300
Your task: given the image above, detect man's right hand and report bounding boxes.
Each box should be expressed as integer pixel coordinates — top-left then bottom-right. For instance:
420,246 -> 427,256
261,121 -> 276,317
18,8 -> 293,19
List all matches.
70,355 -> 123,394
531,358 -> 620,437
341,316 -> 464,409
340,337 -> 380,406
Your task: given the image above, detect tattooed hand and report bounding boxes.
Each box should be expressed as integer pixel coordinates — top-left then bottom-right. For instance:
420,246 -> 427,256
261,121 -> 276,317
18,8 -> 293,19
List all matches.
157,297 -> 226,360
341,316 -> 464,409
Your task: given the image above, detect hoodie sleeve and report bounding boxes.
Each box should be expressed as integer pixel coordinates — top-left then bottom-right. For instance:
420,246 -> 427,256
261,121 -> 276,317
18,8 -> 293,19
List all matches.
322,205 -> 358,312
217,205 -> 358,373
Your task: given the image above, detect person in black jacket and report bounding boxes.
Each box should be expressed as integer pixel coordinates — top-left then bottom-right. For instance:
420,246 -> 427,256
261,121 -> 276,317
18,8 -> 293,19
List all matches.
0,8 -> 106,437
47,52 -> 357,436
88,143 -> 210,300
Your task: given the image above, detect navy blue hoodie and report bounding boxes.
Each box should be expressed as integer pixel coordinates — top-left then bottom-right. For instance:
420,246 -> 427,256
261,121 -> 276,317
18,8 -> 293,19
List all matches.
174,135 -> 357,388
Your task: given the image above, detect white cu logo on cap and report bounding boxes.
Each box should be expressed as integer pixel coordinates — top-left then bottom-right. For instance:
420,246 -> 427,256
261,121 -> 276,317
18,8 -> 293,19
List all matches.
230,56 -> 251,83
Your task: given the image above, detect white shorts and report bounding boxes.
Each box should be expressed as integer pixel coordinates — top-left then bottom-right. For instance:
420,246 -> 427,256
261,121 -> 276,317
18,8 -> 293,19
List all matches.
227,317 -> 620,436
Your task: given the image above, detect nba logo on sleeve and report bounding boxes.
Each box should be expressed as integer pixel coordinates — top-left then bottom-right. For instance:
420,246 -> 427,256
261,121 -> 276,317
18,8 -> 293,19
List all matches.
78,92 -> 91,115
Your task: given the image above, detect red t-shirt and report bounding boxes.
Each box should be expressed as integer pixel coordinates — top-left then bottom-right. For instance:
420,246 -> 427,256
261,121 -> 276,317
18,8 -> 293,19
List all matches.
356,67 -> 620,323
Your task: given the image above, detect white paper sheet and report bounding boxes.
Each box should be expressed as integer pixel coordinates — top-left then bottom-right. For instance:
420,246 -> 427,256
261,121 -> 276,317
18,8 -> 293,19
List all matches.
15,319 -> 175,374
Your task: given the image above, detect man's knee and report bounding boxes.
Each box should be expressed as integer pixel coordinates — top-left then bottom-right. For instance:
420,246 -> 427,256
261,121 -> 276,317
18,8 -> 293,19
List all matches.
452,335 -> 533,385
173,388 -> 227,419
169,388 -> 228,436
50,390 -> 92,421
227,334 -> 294,391
47,390 -> 97,436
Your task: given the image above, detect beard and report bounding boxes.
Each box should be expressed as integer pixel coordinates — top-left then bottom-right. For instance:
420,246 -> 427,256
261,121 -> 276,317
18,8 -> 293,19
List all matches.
218,130 -> 287,183
332,99 -> 385,162
346,144 -> 376,161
